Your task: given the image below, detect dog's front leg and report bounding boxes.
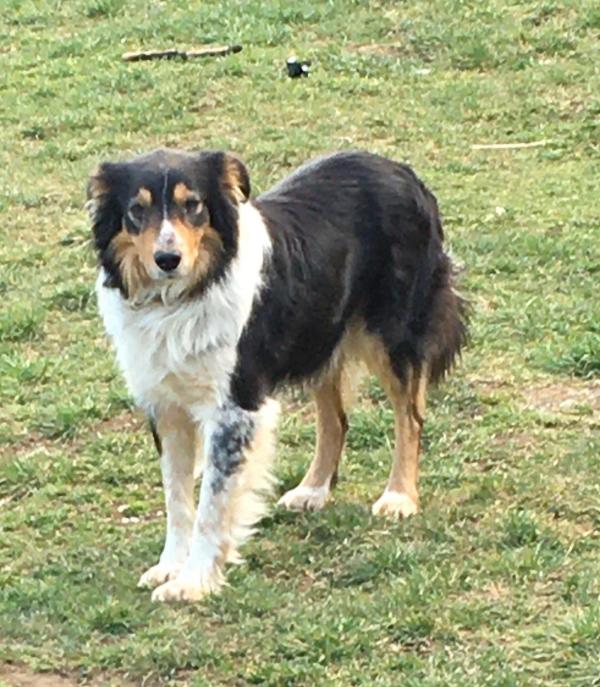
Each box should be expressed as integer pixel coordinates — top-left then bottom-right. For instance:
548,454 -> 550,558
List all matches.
138,406 -> 199,589
151,400 -> 278,603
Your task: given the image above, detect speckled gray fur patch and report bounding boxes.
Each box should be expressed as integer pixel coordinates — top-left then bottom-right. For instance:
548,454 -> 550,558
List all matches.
210,403 -> 255,493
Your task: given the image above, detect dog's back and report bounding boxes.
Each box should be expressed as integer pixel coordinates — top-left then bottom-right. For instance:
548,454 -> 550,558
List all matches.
233,151 -> 467,407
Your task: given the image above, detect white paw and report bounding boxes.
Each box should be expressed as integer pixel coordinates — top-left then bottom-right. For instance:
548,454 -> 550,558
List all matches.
277,484 -> 330,512
137,560 -> 184,589
372,490 -> 418,519
277,485 -> 329,510
151,567 -> 225,603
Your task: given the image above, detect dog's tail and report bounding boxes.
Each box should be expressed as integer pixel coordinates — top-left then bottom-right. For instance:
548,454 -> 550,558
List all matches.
419,187 -> 469,384
371,168 -> 469,385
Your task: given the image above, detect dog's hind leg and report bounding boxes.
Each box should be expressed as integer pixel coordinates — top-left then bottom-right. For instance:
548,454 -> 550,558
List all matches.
138,406 -> 200,589
278,369 -> 348,512
371,360 -> 427,519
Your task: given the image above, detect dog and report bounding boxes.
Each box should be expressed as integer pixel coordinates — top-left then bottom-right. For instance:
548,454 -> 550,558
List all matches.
87,149 -> 467,602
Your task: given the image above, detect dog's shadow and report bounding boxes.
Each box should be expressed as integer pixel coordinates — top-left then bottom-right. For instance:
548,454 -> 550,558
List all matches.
250,497 -> 410,590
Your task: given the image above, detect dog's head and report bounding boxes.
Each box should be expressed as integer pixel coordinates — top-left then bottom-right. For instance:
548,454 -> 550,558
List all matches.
87,149 -> 250,302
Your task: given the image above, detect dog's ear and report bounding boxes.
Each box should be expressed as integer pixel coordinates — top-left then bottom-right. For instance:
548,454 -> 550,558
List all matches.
198,151 -> 251,258
86,162 -> 126,236
220,152 -> 250,203
86,162 -> 129,290
198,151 -> 250,204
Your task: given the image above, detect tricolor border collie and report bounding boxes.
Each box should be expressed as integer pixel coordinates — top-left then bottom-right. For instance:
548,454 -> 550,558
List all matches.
87,149 -> 467,602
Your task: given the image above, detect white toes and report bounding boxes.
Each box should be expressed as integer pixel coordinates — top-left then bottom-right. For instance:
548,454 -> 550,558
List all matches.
277,484 -> 330,512
151,568 -> 225,603
372,490 -> 418,519
151,578 -> 204,603
137,561 -> 183,589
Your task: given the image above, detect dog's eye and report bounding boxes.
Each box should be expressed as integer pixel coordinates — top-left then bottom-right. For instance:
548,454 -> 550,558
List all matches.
185,199 -> 203,215
128,203 -> 145,223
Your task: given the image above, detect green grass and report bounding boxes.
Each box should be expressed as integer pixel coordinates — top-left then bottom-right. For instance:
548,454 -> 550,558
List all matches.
1,0 -> 599,685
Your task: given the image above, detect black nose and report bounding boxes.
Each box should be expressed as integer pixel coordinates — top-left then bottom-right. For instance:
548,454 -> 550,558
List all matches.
154,251 -> 181,272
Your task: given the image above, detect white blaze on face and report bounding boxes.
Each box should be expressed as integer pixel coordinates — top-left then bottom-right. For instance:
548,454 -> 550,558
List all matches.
156,219 -> 179,251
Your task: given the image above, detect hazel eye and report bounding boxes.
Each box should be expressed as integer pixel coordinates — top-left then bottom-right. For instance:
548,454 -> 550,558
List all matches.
185,199 -> 203,215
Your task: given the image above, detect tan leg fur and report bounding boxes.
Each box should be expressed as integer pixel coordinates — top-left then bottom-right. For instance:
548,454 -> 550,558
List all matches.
278,369 -> 347,511
371,361 -> 427,519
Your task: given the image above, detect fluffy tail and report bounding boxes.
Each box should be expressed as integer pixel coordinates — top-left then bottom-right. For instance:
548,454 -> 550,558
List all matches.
371,172 -> 468,384
424,254 -> 469,384
419,187 -> 469,384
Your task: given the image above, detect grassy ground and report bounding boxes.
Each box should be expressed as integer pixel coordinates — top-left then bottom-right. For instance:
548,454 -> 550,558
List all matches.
1,0 -> 599,685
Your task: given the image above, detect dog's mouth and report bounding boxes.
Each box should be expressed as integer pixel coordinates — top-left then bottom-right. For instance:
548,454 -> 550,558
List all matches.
147,268 -> 181,285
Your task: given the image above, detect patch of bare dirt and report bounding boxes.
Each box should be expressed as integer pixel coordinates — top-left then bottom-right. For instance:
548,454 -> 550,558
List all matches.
90,409 -> 145,436
523,380 -> 600,415
0,664 -> 136,687
0,434 -> 58,463
0,410 -> 144,463
0,664 -> 77,687
486,430 -> 541,460
463,581 -> 511,605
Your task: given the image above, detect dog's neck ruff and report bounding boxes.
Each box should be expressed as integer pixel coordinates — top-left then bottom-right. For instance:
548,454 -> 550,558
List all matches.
96,202 -> 271,411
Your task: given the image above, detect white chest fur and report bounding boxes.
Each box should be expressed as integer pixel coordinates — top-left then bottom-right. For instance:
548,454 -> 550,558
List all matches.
95,202 -> 271,418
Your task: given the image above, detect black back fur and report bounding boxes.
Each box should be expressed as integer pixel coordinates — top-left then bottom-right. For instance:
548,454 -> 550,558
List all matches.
231,151 -> 467,410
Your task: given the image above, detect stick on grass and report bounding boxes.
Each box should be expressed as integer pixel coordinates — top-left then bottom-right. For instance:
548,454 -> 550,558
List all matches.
472,140 -> 548,150
122,45 -> 242,62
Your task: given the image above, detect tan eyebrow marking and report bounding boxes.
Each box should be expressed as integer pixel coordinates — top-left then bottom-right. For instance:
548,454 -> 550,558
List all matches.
173,182 -> 198,205
134,187 -> 153,207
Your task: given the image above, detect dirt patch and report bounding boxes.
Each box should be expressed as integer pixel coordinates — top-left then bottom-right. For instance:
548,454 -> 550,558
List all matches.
89,409 -> 144,436
463,581 -> 511,605
0,665 -> 78,687
523,380 -> 600,415
0,433 -> 58,463
0,410 -> 144,463
0,664 -> 136,687
488,430 -> 541,455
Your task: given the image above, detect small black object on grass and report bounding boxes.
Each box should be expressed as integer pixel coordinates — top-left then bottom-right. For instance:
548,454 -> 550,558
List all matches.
286,56 -> 311,78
